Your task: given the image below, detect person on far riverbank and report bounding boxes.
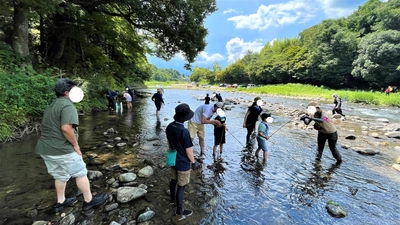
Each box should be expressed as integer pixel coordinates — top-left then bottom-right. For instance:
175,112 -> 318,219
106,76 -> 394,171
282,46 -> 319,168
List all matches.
35,78 -> 108,213
332,93 -> 345,120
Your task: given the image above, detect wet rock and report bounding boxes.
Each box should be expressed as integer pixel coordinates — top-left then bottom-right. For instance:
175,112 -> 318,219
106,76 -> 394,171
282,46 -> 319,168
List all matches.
138,184 -> 148,190
345,135 -> 356,140
107,144 -> 115,149
32,221 -> 49,225
105,164 -> 122,171
392,164 -> 400,172
107,128 -> 115,134
36,200 -> 52,210
385,131 -> 400,138
110,221 -> 121,225
87,170 -> 103,180
105,203 -> 119,212
138,166 -> 154,178
26,208 -> 38,218
59,213 -> 75,225
103,132 -> 111,138
122,137 -> 129,141
377,118 -> 389,123
351,147 -> 380,155
132,142 -> 139,147
144,159 -> 155,166
119,173 -> 137,182
116,187 -> 147,203
116,143 -> 127,148
325,200 -> 347,217
114,137 -> 122,142
332,114 -> 342,119
137,209 -> 155,223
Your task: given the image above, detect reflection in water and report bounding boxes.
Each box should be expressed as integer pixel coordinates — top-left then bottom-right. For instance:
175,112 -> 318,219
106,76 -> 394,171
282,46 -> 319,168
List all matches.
294,162 -> 340,206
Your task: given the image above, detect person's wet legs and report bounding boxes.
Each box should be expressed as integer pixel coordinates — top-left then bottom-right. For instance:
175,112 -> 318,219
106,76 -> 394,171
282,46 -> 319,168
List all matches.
199,137 -> 205,155
316,133 -> 327,160
327,132 -> 342,164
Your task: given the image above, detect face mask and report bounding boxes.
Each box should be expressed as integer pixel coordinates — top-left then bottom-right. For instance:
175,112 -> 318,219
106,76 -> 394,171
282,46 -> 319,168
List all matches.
256,100 -> 263,106
69,87 -> 84,103
216,108 -> 226,117
307,106 -> 317,115
266,117 -> 273,123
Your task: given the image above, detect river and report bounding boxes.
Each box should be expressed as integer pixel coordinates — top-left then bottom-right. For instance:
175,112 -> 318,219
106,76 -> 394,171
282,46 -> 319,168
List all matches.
0,89 -> 399,225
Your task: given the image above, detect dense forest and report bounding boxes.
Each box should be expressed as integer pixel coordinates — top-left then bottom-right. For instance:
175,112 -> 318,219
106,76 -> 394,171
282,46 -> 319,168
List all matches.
0,0 -> 216,141
190,0 -> 400,91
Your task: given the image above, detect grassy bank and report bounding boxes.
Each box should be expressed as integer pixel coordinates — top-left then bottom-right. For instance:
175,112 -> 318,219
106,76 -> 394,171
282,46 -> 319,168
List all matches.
237,83 -> 400,107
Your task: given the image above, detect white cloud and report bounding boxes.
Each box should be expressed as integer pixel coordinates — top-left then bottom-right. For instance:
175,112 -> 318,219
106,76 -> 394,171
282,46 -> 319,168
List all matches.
228,0 -> 318,31
316,0 -> 359,18
223,8 -> 238,15
196,52 -> 224,64
226,37 -> 264,62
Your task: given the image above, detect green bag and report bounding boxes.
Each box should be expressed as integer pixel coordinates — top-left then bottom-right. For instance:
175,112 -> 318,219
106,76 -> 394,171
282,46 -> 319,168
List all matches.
166,149 -> 177,167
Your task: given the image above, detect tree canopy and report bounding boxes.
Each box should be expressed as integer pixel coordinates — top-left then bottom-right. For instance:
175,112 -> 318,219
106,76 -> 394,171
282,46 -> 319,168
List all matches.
192,0 -> 400,90
0,0 -> 217,83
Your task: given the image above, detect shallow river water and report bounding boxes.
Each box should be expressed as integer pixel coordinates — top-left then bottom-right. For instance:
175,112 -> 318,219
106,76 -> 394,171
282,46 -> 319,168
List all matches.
1,89 -> 400,225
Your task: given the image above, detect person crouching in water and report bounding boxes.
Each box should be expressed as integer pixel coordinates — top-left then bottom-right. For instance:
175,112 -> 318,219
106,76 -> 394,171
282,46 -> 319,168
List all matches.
300,101 -> 342,165
255,113 -> 271,163
213,109 -> 228,157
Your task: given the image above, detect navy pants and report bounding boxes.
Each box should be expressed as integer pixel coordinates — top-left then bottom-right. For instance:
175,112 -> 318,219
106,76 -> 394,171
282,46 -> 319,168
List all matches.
317,131 -> 342,161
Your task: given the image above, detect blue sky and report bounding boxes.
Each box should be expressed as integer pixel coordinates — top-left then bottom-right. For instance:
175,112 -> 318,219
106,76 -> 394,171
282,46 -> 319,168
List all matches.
148,0 -> 384,76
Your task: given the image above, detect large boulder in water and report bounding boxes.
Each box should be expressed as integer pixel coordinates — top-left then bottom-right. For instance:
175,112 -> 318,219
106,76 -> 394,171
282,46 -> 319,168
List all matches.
326,200 -> 347,218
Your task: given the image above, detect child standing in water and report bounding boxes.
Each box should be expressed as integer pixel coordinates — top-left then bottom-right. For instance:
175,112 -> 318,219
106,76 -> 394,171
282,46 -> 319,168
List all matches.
255,113 -> 271,162
213,108 -> 227,157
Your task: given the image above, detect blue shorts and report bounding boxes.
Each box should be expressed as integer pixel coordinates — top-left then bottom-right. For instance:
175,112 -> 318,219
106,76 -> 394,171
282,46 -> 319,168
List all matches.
257,137 -> 268,152
41,152 -> 87,182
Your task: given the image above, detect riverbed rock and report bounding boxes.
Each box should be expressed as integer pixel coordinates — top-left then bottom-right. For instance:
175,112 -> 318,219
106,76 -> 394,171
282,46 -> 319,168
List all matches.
87,170 -> 103,180
392,164 -> 400,172
377,118 -> 389,123
138,166 -> 154,178
396,156 -> 400,164
116,187 -> 147,203
59,213 -> 75,225
119,173 -> 137,182
351,147 -> 380,155
137,207 -> 155,222
325,200 -> 347,217
384,131 -> 400,138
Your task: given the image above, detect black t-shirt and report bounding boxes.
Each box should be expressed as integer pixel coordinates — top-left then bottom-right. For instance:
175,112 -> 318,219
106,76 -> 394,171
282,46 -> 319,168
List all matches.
246,104 -> 262,124
166,121 -> 193,171
205,96 -> 210,104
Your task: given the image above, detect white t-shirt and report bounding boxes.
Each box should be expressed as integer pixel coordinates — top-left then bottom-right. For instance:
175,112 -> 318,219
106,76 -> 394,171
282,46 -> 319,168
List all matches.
191,104 -> 215,124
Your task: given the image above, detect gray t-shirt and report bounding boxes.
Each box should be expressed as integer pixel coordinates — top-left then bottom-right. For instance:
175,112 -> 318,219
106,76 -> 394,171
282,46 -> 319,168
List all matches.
36,97 -> 79,156
191,104 -> 215,124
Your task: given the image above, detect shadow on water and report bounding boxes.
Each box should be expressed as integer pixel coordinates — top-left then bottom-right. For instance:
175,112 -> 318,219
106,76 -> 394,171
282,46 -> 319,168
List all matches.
1,89 -> 400,225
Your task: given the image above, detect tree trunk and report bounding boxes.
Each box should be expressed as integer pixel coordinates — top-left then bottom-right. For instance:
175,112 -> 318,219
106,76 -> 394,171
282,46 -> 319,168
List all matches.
12,3 -> 31,65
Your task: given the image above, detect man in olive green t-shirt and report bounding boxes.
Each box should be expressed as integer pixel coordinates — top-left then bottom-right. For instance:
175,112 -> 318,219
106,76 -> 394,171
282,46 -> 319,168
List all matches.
36,78 -> 107,212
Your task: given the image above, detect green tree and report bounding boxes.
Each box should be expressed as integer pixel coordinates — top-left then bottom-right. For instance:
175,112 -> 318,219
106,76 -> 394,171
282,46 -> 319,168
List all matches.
352,30 -> 400,88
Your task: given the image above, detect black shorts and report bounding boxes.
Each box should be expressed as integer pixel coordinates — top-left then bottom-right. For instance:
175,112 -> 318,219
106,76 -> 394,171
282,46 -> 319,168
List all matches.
214,128 -> 226,145
155,103 -> 162,111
